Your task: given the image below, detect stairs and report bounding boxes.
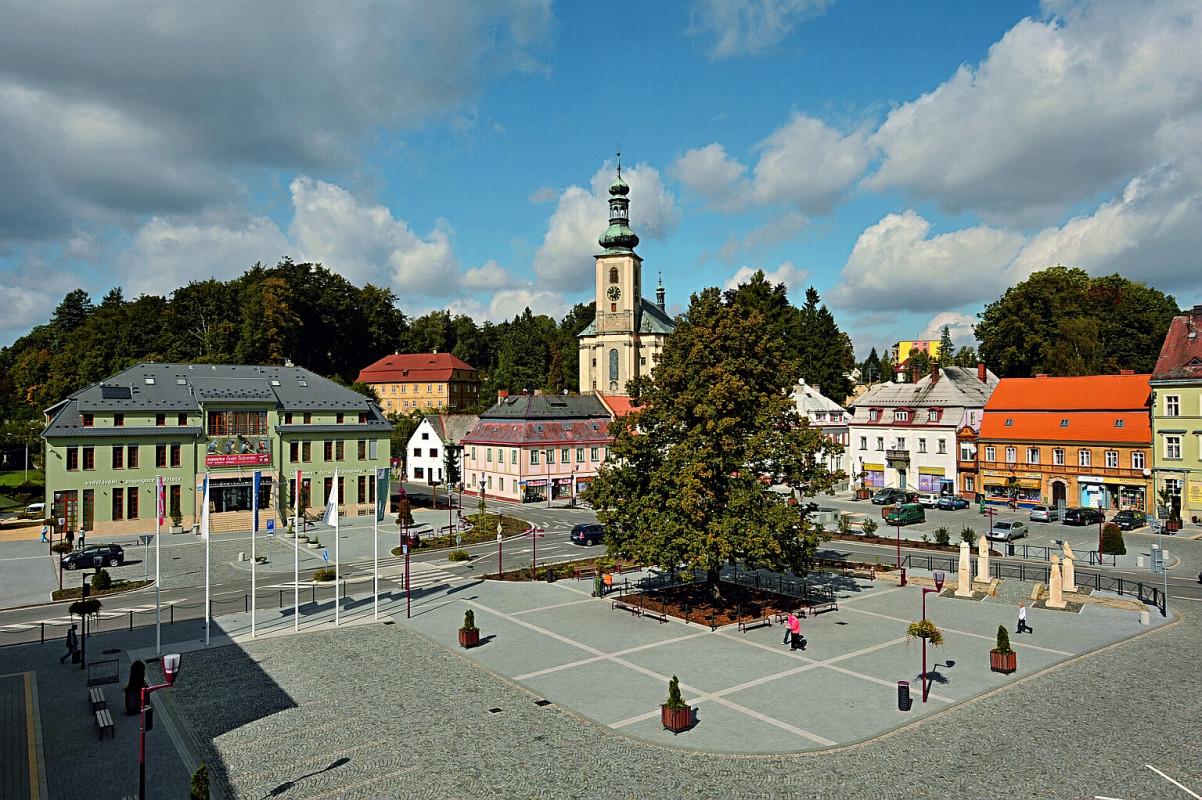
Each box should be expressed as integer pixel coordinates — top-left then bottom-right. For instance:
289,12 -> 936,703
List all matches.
208,510 -> 281,534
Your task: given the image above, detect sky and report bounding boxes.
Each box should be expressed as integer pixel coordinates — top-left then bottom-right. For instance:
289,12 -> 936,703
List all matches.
1,0 -> 1200,358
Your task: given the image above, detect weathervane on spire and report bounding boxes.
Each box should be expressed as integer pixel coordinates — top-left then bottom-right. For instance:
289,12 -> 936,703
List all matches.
616,145 -> 622,179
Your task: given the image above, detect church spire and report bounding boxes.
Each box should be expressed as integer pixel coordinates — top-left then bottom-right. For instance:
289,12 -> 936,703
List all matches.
598,152 -> 639,252
656,271 -> 666,311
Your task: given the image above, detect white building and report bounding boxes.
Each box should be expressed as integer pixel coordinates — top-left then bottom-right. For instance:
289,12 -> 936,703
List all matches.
404,414 -> 479,484
791,379 -> 849,484
848,364 -> 998,495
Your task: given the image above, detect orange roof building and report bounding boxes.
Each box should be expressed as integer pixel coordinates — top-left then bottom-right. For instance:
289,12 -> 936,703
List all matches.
978,373 -> 1152,512
357,353 -> 480,414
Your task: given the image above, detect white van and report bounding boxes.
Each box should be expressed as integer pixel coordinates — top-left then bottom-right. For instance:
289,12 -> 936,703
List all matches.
20,502 -> 46,519
914,492 -> 940,508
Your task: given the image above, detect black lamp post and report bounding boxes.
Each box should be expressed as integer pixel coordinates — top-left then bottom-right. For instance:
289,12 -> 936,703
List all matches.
80,554 -> 104,671
920,570 -> 945,702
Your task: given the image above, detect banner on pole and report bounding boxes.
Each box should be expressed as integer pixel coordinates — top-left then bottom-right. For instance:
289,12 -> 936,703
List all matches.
322,474 -> 339,527
199,476 -> 210,540
155,476 -> 165,526
252,471 -> 261,533
375,468 -> 389,522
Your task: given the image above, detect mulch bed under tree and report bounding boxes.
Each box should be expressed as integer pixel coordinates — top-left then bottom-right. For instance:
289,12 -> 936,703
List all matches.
637,582 -> 804,627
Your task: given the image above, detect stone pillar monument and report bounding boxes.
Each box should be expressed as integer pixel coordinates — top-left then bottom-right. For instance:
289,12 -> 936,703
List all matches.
1046,553 -> 1067,609
975,534 -> 991,584
1061,541 -> 1077,593
956,541 -> 973,597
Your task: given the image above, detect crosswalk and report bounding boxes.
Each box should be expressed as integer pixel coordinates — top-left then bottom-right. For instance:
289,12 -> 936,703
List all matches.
1,600 -> 186,633
379,560 -> 462,590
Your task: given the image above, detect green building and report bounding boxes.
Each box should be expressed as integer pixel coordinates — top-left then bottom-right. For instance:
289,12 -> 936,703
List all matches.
42,363 -> 391,537
1150,305 -> 1202,528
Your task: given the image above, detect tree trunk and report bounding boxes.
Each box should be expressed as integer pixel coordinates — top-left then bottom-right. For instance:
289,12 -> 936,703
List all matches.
706,568 -> 723,603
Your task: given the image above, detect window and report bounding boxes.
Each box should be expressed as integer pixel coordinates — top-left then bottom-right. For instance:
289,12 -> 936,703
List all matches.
304,413 -> 312,424
985,446 -> 996,462
336,413 -> 344,424
112,488 -> 124,521
917,439 -> 927,453
359,413 -> 368,424
1078,449 -> 1091,467
1026,448 -> 1040,464
127,487 -> 139,519
894,410 -> 909,422
284,413 -> 293,425
335,441 -> 344,461
486,447 -> 493,463
859,436 -> 868,450
530,450 -> 540,465
156,414 -> 166,427
302,442 -> 311,463
960,443 -> 973,461
1165,395 -> 1180,416
412,447 -> 422,459
964,476 -> 976,492
590,447 -> 599,461
1053,448 -> 1065,466
369,440 -> 378,459
169,485 -> 181,517
561,448 -> 570,463
576,448 -> 584,462
358,440 -> 366,460
325,441 -> 334,461
357,475 -> 366,504
112,445 -> 124,469
207,411 -> 267,436
1165,436 -> 1182,460
1132,451 -> 1146,469
177,414 -> 188,426
609,266 -> 619,283
169,444 -> 181,468
430,447 -> 438,459
546,449 -> 556,464
1059,419 -> 1069,428
290,442 -> 299,461
114,414 -> 124,427
127,445 -> 138,470
894,437 -> 906,450
868,410 -> 879,422
608,349 -> 619,384
1114,419 -> 1124,428
1004,418 -> 1013,427
928,409 -> 938,422
156,444 -> 167,468
82,414 -> 94,427
83,447 -> 95,470
67,448 -> 79,471
1005,447 -> 1017,463
937,439 -> 947,454
511,449 -> 518,464
875,437 -> 884,451
1105,450 -> 1118,468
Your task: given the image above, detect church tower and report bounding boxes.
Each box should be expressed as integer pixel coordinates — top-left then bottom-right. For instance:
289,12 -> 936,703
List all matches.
578,159 -> 675,395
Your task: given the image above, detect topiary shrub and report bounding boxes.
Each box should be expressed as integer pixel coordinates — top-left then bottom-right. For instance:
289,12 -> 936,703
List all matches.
91,568 -> 112,591
190,763 -> 210,800
934,526 -> 951,546
1100,522 -> 1126,556
462,609 -> 477,631
960,526 -> 977,546
312,568 -> 336,582
862,518 -> 879,536
993,625 -> 1012,654
447,549 -> 470,562
665,675 -> 687,711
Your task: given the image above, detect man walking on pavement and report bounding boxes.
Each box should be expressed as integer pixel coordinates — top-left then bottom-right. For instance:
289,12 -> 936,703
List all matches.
1017,602 -> 1033,634
60,624 -> 78,663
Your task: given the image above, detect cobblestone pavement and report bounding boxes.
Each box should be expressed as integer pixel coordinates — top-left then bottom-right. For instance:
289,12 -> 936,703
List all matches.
163,580 -> 1201,800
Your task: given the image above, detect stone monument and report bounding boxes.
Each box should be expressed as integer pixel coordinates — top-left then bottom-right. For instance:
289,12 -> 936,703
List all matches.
1046,553 -> 1067,609
975,534 -> 991,584
1061,541 -> 1076,593
956,541 -> 973,597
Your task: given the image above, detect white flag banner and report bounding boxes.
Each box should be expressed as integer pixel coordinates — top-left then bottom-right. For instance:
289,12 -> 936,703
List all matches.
322,477 -> 339,527
199,476 -> 211,540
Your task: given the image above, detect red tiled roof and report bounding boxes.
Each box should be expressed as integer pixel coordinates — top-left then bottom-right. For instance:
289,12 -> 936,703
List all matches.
462,420 -> 612,447
1153,311 -> 1202,381
357,353 -> 477,384
596,393 -> 638,417
979,411 -> 1150,443
984,374 -> 1150,411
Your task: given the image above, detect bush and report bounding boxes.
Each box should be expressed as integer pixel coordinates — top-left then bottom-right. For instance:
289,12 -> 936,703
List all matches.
312,568 -> 336,582
934,526 -> 951,546
836,514 -> 853,536
862,518 -> 878,536
91,569 -> 112,591
190,763 -> 210,800
665,675 -> 687,711
960,526 -> 977,546
447,549 -> 470,562
462,609 -> 477,631
1100,522 -> 1126,555
51,541 -> 73,554
170,508 -> 183,528
993,624 -> 1012,654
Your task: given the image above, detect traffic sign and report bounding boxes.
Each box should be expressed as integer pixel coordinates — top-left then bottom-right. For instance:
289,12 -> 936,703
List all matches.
525,527 -> 545,538
321,549 -> 329,562
139,535 -> 153,546
266,519 -> 275,536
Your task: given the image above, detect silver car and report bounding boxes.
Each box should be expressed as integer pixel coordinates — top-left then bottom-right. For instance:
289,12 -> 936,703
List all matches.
987,520 -> 1028,541
1029,505 -> 1059,523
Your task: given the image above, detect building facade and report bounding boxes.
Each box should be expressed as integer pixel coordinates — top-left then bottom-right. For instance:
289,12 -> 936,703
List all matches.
848,365 -> 998,495
404,413 -> 479,484
461,393 -> 612,504
978,373 -> 1152,510
1150,305 -> 1202,524
578,165 -> 675,396
42,363 -> 391,537
791,379 -> 849,485
357,352 -> 480,414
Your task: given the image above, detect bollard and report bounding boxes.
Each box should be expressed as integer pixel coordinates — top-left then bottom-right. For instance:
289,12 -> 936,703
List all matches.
1139,610 -> 1150,625
129,610 -> 133,631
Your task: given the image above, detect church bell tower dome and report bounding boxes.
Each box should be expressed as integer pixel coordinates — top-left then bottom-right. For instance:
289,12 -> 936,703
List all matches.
598,157 -> 639,252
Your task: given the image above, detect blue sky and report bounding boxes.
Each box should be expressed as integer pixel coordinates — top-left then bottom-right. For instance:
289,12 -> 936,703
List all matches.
2,0 -> 1200,359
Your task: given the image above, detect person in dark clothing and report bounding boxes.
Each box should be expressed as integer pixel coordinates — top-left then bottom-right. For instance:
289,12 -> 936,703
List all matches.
60,624 -> 78,663
65,529 -> 75,550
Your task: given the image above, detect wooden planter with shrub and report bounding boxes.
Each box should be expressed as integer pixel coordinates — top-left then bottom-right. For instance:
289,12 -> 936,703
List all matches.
459,609 -> 480,648
661,675 -> 693,733
990,625 -> 1017,674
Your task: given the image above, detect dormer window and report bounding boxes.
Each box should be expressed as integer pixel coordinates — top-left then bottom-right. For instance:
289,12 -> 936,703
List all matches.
927,409 -> 938,422
868,409 -> 879,422
1004,418 -> 1013,426
1114,419 -> 1124,428
894,410 -> 909,422
1060,419 -> 1069,427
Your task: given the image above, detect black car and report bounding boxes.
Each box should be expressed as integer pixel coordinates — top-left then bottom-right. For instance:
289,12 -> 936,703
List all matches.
1063,507 -> 1105,526
871,489 -> 907,505
61,544 -> 125,570
570,524 -> 605,546
1112,510 -> 1148,531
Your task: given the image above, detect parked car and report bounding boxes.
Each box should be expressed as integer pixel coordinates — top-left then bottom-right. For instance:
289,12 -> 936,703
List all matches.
915,492 -> 940,508
1112,510 -> 1148,531
569,523 -> 605,546
987,521 -> 1028,541
1029,505 -> 1060,523
1063,507 -> 1105,526
61,544 -> 125,570
871,488 -> 907,505
884,503 -> 926,526
19,502 -> 46,519
936,495 -> 969,510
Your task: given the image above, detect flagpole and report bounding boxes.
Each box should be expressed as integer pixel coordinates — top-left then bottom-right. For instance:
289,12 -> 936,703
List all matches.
373,470 -> 379,621
251,471 -> 258,638
334,469 -> 340,627
202,476 -> 210,647
294,470 -> 301,632
155,475 -> 162,654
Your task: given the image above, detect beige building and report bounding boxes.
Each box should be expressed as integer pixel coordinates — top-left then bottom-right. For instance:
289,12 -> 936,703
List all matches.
356,353 -> 480,414
578,165 -> 675,395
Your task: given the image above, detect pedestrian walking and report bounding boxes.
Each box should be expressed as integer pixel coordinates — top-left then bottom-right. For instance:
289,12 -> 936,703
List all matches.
789,612 -> 805,650
60,624 -> 78,664
40,523 -> 49,543
1017,602 -> 1033,634
782,613 -> 796,645
65,529 -> 75,550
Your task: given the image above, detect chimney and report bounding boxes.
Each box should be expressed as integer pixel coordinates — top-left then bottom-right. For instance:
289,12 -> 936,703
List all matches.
910,362 -> 920,383
497,390 -> 509,399
977,362 -> 987,383
930,363 -> 939,385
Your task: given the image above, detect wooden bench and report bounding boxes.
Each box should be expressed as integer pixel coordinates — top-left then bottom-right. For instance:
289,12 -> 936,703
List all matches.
640,608 -> 669,624
88,687 -> 107,712
737,617 -> 773,633
848,568 -> 875,581
808,598 -> 839,615
611,599 -> 641,616
95,708 -> 114,739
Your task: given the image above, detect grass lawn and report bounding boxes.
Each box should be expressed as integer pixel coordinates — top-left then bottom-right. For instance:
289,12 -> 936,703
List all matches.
0,469 -> 43,511
390,512 -> 530,556
51,579 -> 153,601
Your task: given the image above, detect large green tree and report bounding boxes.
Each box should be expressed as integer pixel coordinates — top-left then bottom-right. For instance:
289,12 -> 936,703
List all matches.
586,285 -> 841,601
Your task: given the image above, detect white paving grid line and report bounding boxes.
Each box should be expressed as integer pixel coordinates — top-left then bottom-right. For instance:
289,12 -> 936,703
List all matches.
1146,765 -> 1202,799
841,604 -> 1075,655
514,630 -> 712,680
511,597 -> 598,616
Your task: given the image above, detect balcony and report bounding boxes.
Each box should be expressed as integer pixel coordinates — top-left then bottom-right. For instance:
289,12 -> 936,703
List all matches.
886,449 -> 910,463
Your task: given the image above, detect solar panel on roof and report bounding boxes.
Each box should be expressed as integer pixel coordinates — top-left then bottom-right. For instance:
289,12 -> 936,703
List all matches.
100,385 -> 132,399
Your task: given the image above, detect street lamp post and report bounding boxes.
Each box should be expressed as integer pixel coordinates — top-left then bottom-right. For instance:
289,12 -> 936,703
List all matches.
920,571 -> 945,702
895,512 -> 906,587
404,529 -> 417,619
138,653 -> 182,800
546,449 -> 552,509
1097,500 -> 1105,556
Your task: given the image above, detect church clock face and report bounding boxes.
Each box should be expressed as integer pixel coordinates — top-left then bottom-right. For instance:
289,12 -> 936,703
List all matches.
606,285 -> 622,302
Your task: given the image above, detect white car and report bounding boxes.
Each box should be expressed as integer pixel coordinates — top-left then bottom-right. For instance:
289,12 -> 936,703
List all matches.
1029,505 -> 1059,523
915,492 -> 940,508
987,520 -> 1028,541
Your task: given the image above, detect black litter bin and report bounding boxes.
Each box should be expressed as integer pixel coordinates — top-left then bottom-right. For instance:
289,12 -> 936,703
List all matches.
897,680 -> 912,711
545,567 -> 556,583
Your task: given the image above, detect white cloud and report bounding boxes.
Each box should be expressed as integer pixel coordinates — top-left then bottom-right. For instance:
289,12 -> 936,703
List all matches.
488,288 -> 570,321
527,186 -> 559,203
742,212 -> 809,250
865,0 -> 1202,222
460,259 -> 515,291
688,0 -> 831,58
669,143 -> 750,211
532,162 -> 680,291
920,311 -> 978,345
829,210 -> 1025,312
723,261 -> 809,293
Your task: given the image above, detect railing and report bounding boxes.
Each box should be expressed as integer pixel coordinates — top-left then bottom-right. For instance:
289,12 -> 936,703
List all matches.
1001,544 -> 1117,567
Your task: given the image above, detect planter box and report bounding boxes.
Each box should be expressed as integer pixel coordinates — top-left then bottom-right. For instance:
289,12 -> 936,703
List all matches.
1165,519 -> 1182,533
305,542 -> 322,549
458,628 -> 480,648
990,650 -> 1017,674
661,704 -> 693,733
169,526 -> 184,535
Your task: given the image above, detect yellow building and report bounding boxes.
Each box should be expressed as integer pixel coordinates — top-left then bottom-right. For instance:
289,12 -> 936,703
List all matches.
357,353 -> 480,414
892,339 -> 943,366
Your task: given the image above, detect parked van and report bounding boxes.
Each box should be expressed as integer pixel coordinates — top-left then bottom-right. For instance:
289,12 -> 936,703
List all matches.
884,503 -> 925,526
19,502 -> 46,520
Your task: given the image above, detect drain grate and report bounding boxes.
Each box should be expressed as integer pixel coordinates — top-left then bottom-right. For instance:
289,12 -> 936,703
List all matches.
534,699 -> 552,706
382,620 -> 395,625
835,621 -> 848,625
488,707 -> 503,714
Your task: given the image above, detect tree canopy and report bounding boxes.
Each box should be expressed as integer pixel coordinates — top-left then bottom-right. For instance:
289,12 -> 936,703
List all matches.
586,282 -> 841,600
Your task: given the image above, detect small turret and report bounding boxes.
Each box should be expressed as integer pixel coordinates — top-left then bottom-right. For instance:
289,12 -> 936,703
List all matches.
656,272 -> 665,311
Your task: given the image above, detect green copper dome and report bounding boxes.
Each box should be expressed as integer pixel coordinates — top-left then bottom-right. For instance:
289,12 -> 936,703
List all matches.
598,164 -> 638,251
609,175 -> 629,196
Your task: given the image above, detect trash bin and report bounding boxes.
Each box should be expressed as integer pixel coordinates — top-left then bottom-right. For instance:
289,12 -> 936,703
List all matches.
897,680 -> 911,711
1007,542 -> 1015,556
